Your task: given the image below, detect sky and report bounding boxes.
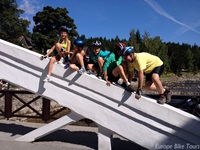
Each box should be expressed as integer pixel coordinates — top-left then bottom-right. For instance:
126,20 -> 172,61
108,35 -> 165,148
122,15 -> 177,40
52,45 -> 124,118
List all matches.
16,0 -> 200,46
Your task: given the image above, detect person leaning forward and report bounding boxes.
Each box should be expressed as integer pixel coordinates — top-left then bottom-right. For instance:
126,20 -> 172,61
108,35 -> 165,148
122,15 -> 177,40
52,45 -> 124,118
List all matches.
102,42 -> 135,92
121,47 -> 172,104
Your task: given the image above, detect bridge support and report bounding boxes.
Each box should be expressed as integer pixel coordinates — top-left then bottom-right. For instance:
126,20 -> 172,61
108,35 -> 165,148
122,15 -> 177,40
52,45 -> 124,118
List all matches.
16,111 -> 84,142
98,125 -> 113,150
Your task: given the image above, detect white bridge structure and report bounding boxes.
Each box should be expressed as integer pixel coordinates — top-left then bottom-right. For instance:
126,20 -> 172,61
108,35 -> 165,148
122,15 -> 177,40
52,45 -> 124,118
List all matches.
0,39 -> 200,150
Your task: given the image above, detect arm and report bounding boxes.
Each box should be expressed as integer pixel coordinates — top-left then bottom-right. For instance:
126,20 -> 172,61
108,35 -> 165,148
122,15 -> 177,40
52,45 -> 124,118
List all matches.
100,50 -> 110,58
69,49 -> 76,63
64,40 -> 71,55
128,71 -> 134,83
102,53 -> 113,86
135,70 -> 144,99
46,45 -> 55,56
40,45 -> 55,60
137,70 -> 144,89
103,70 -> 111,86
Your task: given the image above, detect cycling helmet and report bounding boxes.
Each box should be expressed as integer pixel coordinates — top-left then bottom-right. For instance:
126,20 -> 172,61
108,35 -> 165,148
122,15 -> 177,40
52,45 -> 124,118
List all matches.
121,46 -> 134,55
59,26 -> 68,32
92,40 -> 102,47
74,39 -> 84,48
116,42 -> 126,51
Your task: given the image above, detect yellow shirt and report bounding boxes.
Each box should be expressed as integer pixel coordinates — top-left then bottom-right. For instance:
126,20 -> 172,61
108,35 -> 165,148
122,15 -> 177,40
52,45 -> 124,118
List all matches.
58,38 -> 68,50
128,52 -> 163,74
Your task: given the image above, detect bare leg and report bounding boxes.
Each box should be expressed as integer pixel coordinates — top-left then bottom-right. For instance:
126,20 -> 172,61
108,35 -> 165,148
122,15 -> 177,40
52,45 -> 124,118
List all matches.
98,57 -> 104,72
69,64 -> 79,71
87,64 -> 94,70
121,61 -> 128,74
47,56 -> 57,76
112,65 -> 128,83
76,53 -> 84,67
145,73 -> 165,94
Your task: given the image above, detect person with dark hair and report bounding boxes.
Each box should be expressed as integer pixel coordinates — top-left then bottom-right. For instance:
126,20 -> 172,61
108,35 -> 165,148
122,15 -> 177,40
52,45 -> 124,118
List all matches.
121,47 -> 172,104
87,40 -> 110,78
102,42 -> 135,92
69,39 -> 86,74
42,26 -> 71,82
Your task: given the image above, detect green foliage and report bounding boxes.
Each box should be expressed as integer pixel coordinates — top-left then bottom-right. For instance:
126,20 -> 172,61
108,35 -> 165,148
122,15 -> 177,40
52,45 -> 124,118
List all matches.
3,1 -> 200,74
32,6 -> 78,53
0,0 -> 30,45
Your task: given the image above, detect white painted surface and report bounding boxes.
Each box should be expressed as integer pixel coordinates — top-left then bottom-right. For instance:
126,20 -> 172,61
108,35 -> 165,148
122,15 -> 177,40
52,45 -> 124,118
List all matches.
0,39 -> 200,149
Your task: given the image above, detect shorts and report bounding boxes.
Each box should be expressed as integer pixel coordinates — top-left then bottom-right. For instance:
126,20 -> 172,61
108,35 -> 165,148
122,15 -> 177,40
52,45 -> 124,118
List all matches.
76,64 -> 81,69
88,60 -> 100,70
55,54 -> 69,63
108,72 -> 120,83
145,64 -> 164,82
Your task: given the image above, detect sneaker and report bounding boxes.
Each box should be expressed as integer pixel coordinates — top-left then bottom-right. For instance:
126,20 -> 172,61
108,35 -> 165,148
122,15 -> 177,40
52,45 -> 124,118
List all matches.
164,89 -> 172,103
126,84 -> 135,92
43,75 -> 51,82
157,94 -> 166,104
64,64 -> 69,69
78,68 -> 86,74
87,70 -> 94,75
98,71 -> 103,79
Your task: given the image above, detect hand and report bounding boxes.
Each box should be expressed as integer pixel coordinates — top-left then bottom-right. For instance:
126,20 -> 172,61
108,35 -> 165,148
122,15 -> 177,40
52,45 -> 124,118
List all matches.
135,88 -> 142,100
106,81 -> 111,86
40,55 -> 47,60
58,51 -> 64,57
135,94 -> 141,99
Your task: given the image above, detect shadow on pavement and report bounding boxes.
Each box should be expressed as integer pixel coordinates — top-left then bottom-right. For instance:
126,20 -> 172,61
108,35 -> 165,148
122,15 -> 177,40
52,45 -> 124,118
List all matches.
0,122 -> 146,150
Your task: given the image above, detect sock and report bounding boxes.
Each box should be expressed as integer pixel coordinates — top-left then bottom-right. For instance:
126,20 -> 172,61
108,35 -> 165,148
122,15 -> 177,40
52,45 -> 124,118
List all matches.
81,66 -> 86,71
126,82 -> 130,86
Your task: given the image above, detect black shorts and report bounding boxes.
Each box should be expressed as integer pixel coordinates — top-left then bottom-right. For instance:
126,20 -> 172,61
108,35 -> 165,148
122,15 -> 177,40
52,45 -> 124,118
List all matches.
88,59 -> 100,70
145,64 -> 164,82
108,73 -> 120,83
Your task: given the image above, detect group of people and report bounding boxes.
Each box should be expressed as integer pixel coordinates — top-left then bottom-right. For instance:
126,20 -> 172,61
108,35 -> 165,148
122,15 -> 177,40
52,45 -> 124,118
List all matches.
41,26 -> 172,105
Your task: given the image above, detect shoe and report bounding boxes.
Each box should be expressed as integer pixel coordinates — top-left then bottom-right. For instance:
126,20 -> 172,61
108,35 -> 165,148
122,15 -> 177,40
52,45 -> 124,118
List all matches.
43,75 -> 51,82
126,85 -> 135,92
64,64 -> 69,69
164,89 -> 172,103
78,68 -> 86,74
87,70 -> 94,75
157,94 -> 166,104
98,71 -> 103,79
121,82 -> 127,88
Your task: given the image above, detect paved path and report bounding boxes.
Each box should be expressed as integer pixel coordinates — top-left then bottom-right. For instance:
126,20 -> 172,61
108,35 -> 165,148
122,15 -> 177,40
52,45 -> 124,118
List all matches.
0,119 -> 146,150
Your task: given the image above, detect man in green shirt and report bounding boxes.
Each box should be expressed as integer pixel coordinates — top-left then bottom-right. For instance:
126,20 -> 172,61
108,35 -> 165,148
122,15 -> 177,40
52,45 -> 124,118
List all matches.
102,42 -> 135,92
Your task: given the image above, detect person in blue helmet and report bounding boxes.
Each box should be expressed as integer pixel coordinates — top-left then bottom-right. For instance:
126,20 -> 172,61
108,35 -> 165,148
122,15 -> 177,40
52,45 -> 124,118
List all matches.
121,46 -> 172,104
87,40 -> 110,78
69,39 -> 86,74
102,42 -> 135,92
42,26 -> 71,82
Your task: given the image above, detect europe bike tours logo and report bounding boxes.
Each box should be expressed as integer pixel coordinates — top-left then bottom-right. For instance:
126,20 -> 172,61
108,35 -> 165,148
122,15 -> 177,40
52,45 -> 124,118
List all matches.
155,143 -> 200,149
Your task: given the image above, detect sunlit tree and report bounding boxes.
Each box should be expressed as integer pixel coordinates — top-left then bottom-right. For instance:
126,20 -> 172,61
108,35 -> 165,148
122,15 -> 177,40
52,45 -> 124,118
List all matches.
32,6 -> 78,53
0,0 -> 30,44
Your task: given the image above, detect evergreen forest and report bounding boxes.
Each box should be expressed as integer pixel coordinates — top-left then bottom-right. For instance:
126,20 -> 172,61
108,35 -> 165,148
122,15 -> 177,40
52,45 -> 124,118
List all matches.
0,0 -> 200,75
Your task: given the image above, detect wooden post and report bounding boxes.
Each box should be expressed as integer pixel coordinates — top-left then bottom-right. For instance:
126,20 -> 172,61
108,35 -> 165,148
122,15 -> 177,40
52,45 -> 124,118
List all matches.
42,98 -> 51,122
5,91 -> 12,119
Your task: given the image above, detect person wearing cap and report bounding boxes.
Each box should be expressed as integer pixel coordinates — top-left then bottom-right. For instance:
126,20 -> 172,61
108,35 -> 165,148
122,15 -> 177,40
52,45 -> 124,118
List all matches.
87,40 -> 110,78
42,26 -> 71,82
121,47 -> 172,104
102,42 -> 135,92
69,39 -> 86,74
